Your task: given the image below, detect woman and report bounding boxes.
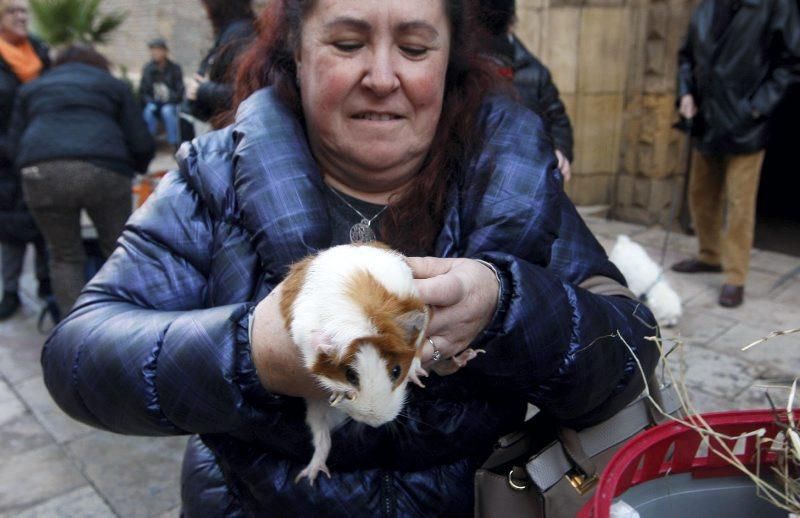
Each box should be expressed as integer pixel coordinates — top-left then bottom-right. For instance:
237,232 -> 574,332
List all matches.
9,44 -> 155,316
185,0 -> 255,126
0,0 -> 50,319
478,0 -> 574,181
42,1 -> 658,516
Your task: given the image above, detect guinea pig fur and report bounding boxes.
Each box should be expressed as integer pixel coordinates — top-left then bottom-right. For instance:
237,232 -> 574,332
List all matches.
280,243 -> 429,484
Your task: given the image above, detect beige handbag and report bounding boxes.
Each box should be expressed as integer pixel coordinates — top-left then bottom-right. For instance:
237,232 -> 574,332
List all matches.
474,276 -> 681,518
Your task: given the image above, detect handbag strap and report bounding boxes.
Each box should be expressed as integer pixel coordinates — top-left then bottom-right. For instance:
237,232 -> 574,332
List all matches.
525,375 -> 681,492
556,427 -> 596,482
478,274 -> 676,487
577,275 -> 637,299
553,372 -> 663,483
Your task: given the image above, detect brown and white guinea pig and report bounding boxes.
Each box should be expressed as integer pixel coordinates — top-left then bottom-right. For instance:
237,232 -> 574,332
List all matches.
279,243 -> 429,484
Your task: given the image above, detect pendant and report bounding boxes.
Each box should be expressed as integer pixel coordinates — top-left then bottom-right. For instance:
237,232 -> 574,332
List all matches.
349,219 -> 375,244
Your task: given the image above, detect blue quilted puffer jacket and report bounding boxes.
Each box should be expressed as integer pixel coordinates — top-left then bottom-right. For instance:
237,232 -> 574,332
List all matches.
41,88 -> 658,517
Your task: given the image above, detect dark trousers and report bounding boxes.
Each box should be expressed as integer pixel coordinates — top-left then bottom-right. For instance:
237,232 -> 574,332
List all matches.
1,239 -> 48,293
21,160 -> 132,315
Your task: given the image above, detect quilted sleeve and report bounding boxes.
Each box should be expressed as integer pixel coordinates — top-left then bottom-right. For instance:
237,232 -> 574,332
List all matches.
473,246 -> 659,428
463,98 -> 659,428
535,65 -> 573,162
41,171 -> 273,436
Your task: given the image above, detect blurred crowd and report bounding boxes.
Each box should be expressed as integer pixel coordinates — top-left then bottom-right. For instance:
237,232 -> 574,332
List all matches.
0,0 -> 798,324
0,0 -> 258,323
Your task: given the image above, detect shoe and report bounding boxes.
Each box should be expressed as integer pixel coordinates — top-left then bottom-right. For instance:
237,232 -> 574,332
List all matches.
0,291 -> 20,320
671,258 -> 723,273
719,284 -> 744,308
37,279 -> 52,299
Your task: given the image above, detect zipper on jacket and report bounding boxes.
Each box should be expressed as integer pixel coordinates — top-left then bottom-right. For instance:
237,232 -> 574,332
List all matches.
381,472 -> 395,518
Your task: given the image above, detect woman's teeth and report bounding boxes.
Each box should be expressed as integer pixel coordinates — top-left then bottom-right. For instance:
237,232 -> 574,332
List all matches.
355,113 -> 399,121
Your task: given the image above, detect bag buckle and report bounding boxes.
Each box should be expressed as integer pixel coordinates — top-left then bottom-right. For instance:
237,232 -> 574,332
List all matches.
565,469 -> 598,495
507,467 -> 531,491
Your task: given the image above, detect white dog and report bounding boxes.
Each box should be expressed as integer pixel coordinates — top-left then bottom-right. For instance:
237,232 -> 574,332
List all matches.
608,235 -> 682,327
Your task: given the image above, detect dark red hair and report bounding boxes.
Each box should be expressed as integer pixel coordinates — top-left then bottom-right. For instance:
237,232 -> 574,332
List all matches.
233,0 -> 499,255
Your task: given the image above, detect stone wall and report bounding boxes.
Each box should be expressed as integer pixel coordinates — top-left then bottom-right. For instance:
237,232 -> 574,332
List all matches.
516,0 -> 697,224
614,0 -> 697,223
86,0 -> 696,224
95,0 -> 268,76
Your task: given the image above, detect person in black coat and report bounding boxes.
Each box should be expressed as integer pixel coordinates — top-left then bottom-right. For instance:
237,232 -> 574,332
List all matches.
671,0 -> 800,308
140,38 -> 184,150
185,0 -> 255,126
478,0 -> 574,181
8,44 -> 155,315
0,0 -> 50,319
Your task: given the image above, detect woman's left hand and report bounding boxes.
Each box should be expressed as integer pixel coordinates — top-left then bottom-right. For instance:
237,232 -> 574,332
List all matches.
406,257 -> 499,372
555,149 -> 572,182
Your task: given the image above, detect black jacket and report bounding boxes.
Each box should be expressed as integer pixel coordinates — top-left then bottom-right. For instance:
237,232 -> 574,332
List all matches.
510,35 -> 574,161
139,59 -> 184,105
678,0 -> 800,154
9,63 -> 155,176
0,35 -> 48,243
188,18 -> 255,122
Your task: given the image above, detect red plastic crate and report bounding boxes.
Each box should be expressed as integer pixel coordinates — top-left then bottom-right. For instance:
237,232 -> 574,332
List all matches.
579,409 -> 800,518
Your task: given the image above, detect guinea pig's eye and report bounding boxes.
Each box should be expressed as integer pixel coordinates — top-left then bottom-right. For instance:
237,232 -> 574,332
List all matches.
345,366 -> 359,387
391,365 -> 402,381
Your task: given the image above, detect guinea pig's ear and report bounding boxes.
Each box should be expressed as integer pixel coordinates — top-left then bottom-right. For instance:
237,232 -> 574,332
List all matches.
396,308 -> 429,343
310,330 -> 336,355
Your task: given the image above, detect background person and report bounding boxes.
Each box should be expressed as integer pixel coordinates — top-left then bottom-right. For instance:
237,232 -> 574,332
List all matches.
140,38 -> 184,152
478,0 -> 574,181
9,44 -> 154,316
184,0 -> 255,127
672,0 -> 800,308
0,0 -> 50,319
41,1 -> 658,515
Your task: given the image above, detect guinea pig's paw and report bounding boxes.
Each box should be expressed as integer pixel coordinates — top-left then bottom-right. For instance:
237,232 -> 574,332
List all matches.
294,461 -> 331,486
408,365 -> 429,388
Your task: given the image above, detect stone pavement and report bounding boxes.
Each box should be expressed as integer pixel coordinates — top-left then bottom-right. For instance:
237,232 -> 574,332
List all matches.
0,210 -> 797,516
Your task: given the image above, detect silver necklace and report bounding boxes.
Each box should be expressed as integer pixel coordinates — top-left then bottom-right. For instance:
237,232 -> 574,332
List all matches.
327,185 -> 388,244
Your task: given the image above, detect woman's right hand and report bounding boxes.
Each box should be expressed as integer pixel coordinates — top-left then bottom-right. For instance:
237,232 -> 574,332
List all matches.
250,284 -> 325,399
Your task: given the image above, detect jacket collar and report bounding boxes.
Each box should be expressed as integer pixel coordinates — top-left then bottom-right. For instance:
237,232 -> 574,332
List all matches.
231,88 -> 332,277
0,34 -> 48,76
224,87 -> 557,276
708,0 -> 757,64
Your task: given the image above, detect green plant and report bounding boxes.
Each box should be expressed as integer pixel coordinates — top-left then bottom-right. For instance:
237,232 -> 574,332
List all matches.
118,64 -> 138,99
29,0 -> 127,46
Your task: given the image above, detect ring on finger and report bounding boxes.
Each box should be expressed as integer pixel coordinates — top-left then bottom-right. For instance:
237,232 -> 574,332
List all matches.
428,337 -> 442,362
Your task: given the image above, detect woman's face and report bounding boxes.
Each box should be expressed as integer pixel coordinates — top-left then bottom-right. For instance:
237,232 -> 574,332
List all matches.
297,0 -> 451,194
0,0 -> 29,44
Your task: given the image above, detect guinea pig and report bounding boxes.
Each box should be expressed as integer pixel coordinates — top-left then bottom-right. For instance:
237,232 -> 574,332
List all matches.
280,243 -> 429,484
